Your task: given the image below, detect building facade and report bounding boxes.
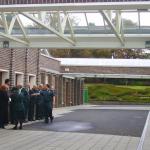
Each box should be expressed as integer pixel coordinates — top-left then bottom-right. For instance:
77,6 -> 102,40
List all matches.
0,49 -> 84,107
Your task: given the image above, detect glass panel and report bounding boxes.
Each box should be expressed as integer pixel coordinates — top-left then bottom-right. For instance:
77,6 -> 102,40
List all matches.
19,14 -> 35,27
140,12 -> 150,26
86,13 -> 104,26
68,13 -> 87,26
121,12 -> 139,28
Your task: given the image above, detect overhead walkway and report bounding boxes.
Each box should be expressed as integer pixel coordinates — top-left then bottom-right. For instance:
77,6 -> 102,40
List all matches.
0,1 -> 150,48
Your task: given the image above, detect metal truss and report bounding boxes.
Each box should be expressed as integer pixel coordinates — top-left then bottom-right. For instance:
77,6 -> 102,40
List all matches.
0,11 -> 76,47
0,10 -> 125,47
0,5 -> 149,48
0,13 -> 29,45
100,10 -> 124,45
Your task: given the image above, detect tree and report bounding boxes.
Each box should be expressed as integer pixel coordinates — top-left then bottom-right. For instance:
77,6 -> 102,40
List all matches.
112,18 -> 138,28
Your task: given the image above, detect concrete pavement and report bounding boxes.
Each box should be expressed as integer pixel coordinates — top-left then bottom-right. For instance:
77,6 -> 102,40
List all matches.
0,105 -> 150,150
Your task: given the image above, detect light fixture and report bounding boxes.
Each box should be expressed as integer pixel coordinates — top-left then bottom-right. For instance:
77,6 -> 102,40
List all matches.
3,41 -> 9,48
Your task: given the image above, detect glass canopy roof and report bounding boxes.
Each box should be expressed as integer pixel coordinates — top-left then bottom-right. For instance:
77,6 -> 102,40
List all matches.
2,10 -> 150,35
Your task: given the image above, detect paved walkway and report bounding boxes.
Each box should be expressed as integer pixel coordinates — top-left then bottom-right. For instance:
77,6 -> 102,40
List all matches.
0,105 -> 150,150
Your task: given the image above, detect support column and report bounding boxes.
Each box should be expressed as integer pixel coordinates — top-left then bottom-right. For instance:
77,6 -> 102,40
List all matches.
40,72 -> 46,85
63,77 -> 66,107
36,48 -> 40,85
80,79 -> 84,105
45,72 -> 48,84
9,49 -> 15,89
48,73 -> 53,87
71,79 -> 75,106
74,78 -> 78,106
55,75 -> 59,108
66,79 -> 71,106
77,79 -> 80,105
70,79 -> 73,106
24,48 -> 29,88
58,75 -> 63,107
61,76 -> 64,107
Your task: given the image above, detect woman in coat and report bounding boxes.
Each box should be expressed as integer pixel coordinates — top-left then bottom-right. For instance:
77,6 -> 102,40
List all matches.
11,87 -> 25,130
0,85 -> 9,129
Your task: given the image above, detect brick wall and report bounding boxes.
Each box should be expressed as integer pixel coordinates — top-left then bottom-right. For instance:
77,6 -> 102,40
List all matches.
14,49 -> 26,73
0,49 -> 84,107
61,66 -> 150,75
28,49 -> 39,75
0,49 -> 10,70
40,54 -> 60,72
0,48 -> 39,87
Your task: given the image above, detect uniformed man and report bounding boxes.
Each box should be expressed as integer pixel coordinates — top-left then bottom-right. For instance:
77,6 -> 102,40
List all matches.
21,87 -> 30,122
46,84 -> 56,121
10,87 -> 25,130
28,86 -> 38,121
40,85 -> 54,123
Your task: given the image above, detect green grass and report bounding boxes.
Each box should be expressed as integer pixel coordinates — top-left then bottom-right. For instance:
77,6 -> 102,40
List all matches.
117,85 -> 149,90
86,84 -> 150,103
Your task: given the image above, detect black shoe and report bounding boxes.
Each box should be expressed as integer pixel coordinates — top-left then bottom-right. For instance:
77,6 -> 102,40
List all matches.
19,126 -> 23,130
50,116 -> 54,123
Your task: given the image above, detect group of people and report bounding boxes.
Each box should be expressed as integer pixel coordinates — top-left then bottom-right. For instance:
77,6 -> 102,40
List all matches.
0,79 -> 55,130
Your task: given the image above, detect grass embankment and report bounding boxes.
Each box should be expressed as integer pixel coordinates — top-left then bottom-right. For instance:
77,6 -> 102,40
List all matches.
87,84 -> 150,104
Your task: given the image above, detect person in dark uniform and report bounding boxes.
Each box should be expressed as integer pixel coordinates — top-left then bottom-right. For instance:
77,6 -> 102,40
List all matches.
10,87 -> 25,130
28,86 -> 38,121
40,85 -> 54,123
21,87 -> 30,122
36,85 -> 44,120
46,84 -> 55,121
0,85 -> 9,129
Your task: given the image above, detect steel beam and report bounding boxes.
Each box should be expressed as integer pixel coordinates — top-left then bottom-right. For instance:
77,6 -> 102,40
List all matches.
21,12 -> 75,45
0,32 -> 29,45
100,10 -> 124,45
0,2 -> 150,12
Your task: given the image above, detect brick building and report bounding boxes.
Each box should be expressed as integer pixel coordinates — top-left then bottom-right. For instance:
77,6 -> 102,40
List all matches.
0,49 -> 84,107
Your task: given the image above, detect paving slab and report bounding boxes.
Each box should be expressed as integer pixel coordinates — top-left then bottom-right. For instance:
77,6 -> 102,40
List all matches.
1,105 -> 149,150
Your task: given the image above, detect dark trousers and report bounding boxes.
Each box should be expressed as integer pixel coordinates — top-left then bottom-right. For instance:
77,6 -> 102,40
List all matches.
0,115 -> 5,128
28,102 -> 35,121
44,107 -> 53,123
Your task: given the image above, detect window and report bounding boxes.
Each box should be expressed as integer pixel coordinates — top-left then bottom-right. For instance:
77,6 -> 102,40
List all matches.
140,12 -> 150,27
122,12 -> 139,28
